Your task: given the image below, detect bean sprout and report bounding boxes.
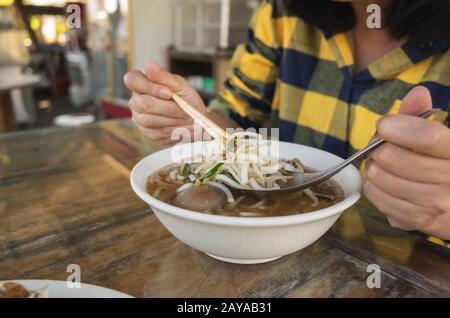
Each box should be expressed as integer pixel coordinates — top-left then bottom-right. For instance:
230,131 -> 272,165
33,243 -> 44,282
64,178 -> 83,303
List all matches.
208,181 -> 235,203
176,183 -> 193,193
172,131 -> 307,193
304,188 -> 319,207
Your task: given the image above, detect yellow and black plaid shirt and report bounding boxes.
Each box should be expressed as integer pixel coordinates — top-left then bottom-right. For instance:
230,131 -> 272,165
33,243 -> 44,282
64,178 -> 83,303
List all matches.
208,0 -> 450,246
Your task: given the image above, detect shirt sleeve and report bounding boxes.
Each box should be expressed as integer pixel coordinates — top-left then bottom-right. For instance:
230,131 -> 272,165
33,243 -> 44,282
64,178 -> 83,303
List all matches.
208,0 -> 279,129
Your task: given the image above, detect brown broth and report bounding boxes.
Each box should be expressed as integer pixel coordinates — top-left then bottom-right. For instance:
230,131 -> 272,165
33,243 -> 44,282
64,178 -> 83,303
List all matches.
146,164 -> 345,217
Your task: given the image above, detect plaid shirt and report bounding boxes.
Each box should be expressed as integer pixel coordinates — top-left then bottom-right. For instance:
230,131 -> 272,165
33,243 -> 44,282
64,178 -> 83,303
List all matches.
209,0 -> 450,159
208,0 -> 450,247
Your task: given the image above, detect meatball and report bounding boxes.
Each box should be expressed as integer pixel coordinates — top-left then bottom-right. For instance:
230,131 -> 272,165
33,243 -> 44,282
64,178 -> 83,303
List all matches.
174,184 -> 226,211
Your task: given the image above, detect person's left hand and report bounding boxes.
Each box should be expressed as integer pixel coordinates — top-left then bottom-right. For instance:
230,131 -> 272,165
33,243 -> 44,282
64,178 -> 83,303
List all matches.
363,86 -> 450,240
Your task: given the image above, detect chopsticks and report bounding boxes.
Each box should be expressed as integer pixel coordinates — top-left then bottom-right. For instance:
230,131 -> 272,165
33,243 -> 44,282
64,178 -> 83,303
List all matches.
172,93 -> 230,141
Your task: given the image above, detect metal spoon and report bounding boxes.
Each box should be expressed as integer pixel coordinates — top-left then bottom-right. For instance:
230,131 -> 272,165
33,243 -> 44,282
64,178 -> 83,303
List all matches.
231,108 -> 442,194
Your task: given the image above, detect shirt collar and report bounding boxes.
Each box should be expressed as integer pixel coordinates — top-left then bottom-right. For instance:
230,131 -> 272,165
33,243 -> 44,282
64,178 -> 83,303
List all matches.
324,30 -> 449,82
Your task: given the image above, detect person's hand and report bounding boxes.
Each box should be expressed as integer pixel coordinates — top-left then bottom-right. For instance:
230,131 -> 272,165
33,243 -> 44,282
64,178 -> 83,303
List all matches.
363,86 -> 450,239
123,61 -> 207,145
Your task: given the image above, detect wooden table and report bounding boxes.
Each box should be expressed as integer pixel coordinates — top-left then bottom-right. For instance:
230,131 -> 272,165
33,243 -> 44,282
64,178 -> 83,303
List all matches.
0,120 -> 449,297
0,66 -> 41,132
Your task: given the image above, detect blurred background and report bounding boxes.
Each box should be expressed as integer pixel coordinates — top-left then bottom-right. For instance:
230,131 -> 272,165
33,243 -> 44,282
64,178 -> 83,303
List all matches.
0,0 -> 259,133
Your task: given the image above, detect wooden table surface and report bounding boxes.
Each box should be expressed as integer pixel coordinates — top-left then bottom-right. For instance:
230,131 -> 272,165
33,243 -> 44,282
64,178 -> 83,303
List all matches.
0,120 -> 449,298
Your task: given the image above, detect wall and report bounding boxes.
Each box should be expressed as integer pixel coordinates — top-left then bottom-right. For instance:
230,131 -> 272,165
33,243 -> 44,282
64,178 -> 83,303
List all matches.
129,0 -> 175,70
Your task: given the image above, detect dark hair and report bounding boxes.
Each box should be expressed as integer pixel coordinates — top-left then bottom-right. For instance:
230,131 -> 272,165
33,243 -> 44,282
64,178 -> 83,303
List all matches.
284,0 -> 450,46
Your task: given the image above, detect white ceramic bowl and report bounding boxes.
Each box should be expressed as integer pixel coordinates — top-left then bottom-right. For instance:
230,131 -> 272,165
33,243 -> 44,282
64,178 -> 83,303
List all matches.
130,141 -> 362,264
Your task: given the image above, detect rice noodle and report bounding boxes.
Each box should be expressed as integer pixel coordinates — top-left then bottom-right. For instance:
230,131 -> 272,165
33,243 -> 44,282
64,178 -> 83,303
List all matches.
231,195 -> 247,206
215,174 -> 244,189
304,188 -> 319,207
170,131 -> 307,192
260,163 -> 280,174
249,178 -> 265,190
221,165 -> 241,183
208,181 -> 235,203
249,199 -> 266,209
251,162 -> 265,184
176,183 -> 193,193
240,163 -> 249,185
282,163 -> 297,172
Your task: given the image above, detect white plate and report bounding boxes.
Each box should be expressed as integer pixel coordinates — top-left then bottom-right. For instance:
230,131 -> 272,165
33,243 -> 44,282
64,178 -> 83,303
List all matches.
0,280 -> 134,298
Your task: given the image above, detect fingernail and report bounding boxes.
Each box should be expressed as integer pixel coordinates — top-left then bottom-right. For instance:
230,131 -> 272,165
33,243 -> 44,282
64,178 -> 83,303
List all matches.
159,88 -> 171,99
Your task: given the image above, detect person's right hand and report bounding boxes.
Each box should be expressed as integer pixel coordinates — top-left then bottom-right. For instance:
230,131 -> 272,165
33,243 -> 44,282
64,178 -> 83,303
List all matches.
123,61 -> 207,145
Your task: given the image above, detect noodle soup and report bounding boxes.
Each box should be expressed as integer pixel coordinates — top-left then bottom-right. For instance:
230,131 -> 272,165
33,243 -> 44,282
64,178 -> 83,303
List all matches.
146,164 -> 344,217
131,139 -> 362,263
146,132 -> 345,217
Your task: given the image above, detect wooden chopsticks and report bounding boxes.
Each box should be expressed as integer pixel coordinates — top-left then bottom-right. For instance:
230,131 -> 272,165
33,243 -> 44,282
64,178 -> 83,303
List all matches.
172,93 -> 230,141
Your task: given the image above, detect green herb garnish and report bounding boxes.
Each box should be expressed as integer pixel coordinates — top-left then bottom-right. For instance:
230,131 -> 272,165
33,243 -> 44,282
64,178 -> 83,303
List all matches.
198,162 -> 224,183
182,163 -> 191,179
